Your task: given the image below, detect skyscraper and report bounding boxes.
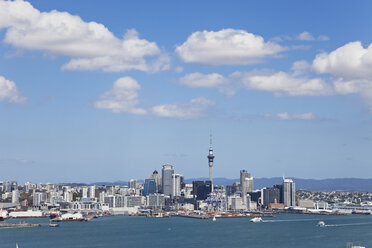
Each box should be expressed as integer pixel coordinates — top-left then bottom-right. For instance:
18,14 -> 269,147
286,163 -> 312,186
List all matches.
172,174 -> 183,197
283,178 -> 296,207
262,187 -> 280,208
143,179 -> 156,196
150,170 -> 162,193
192,181 -> 212,203
207,134 -> 215,191
240,170 -> 253,204
162,164 -> 174,197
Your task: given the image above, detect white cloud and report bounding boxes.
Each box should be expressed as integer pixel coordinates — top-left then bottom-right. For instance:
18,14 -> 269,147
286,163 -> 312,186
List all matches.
94,77 -> 147,115
179,72 -> 235,96
295,31 -> 329,41
312,41 -> 372,108
176,29 -> 286,65
0,75 -> 26,103
313,41 -> 372,80
277,112 -> 316,120
234,71 -> 332,96
151,97 -> 215,120
296,31 -> 315,41
0,1 -> 169,72
179,70 -> 332,97
291,60 -> 311,75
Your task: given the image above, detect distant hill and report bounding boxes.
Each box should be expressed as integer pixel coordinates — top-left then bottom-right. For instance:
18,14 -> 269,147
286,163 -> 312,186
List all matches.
89,177 -> 372,192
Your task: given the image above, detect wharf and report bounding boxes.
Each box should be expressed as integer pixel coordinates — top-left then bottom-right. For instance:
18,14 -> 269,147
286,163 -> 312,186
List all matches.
85,215 -> 97,221
176,214 -> 210,219
0,223 -> 41,229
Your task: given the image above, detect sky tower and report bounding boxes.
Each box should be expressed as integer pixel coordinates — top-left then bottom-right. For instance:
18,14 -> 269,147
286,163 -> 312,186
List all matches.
207,134 -> 215,192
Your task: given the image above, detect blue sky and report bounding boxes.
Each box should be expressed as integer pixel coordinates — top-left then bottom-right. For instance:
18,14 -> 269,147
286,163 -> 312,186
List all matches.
1,0 -> 372,183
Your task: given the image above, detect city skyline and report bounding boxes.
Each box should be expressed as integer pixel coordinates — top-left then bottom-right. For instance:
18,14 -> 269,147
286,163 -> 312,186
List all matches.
1,0 -> 372,183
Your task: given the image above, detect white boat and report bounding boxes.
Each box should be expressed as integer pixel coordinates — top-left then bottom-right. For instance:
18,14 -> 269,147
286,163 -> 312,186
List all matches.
49,223 -> 59,227
16,243 -> 18,248
317,221 -> 325,227
212,216 -> 216,221
250,217 -> 263,223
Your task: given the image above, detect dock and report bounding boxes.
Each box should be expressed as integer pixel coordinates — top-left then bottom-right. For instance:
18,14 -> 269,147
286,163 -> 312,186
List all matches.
0,223 -> 41,229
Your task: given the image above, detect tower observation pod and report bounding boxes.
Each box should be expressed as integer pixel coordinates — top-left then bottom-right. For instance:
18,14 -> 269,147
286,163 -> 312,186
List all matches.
207,134 -> 215,192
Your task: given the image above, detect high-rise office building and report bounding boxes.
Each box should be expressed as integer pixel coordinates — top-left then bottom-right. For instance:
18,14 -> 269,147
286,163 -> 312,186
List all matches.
283,178 -> 296,207
128,179 -> 137,189
146,194 -> 165,209
162,164 -> 174,197
192,181 -> 212,201
144,179 -> 157,196
262,187 -> 280,208
207,134 -> 215,191
12,189 -> 19,204
150,170 -> 162,193
82,186 -> 88,198
172,174 -> 183,197
89,185 -> 96,198
240,170 -> 253,204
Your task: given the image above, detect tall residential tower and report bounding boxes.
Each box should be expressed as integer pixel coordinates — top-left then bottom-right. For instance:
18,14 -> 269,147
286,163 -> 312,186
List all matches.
207,134 -> 215,191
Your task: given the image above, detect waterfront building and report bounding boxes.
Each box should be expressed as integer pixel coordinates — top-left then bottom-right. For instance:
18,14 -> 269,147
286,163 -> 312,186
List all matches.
104,195 -> 115,208
115,196 -> 126,208
162,164 -> 174,196
146,193 -> 165,209
283,178 -> 296,207
126,195 -> 143,207
228,195 -> 246,211
207,134 -> 215,191
262,187 -> 280,208
240,170 -> 253,204
172,174 -> 183,197
144,179 -> 156,196
150,170 -> 162,193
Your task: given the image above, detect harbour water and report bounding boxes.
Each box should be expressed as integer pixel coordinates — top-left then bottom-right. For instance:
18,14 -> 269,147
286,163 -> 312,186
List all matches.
2,214 -> 372,248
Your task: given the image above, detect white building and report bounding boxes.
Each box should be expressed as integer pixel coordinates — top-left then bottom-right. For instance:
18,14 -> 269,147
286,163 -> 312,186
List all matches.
283,179 -> 296,207
12,190 -> 19,204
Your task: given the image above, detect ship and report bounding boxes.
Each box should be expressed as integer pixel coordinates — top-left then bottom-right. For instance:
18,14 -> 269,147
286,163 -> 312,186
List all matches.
51,213 -> 86,222
250,217 -> 263,223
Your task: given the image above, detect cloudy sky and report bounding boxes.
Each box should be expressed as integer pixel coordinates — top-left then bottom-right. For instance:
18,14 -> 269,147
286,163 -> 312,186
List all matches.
1,0 -> 372,183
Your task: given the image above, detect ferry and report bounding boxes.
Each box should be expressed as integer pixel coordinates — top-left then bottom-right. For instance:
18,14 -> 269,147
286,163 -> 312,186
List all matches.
250,217 -> 263,223
317,221 -> 325,227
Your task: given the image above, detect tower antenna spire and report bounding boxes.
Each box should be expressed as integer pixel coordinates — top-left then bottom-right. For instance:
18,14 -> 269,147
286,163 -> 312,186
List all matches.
207,131 -> 215,192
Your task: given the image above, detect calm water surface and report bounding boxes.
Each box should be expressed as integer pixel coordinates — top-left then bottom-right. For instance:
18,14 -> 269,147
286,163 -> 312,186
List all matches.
1,214 -> 372,248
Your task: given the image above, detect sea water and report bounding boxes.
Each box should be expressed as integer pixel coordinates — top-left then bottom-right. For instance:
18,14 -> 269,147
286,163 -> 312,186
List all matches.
2,214 -> 372,248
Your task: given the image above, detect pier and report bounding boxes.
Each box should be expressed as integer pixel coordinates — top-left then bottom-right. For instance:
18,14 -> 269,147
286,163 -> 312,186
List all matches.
0,223 -> 41,229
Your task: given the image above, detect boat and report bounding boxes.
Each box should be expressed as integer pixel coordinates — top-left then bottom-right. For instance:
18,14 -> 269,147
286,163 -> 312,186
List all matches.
317,221 -> 325,227
49,223 -> 59,227
51,213 -> 85,222
16,243 -> 18,248
250,217 -> 263,223
212,216 -> 216,221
